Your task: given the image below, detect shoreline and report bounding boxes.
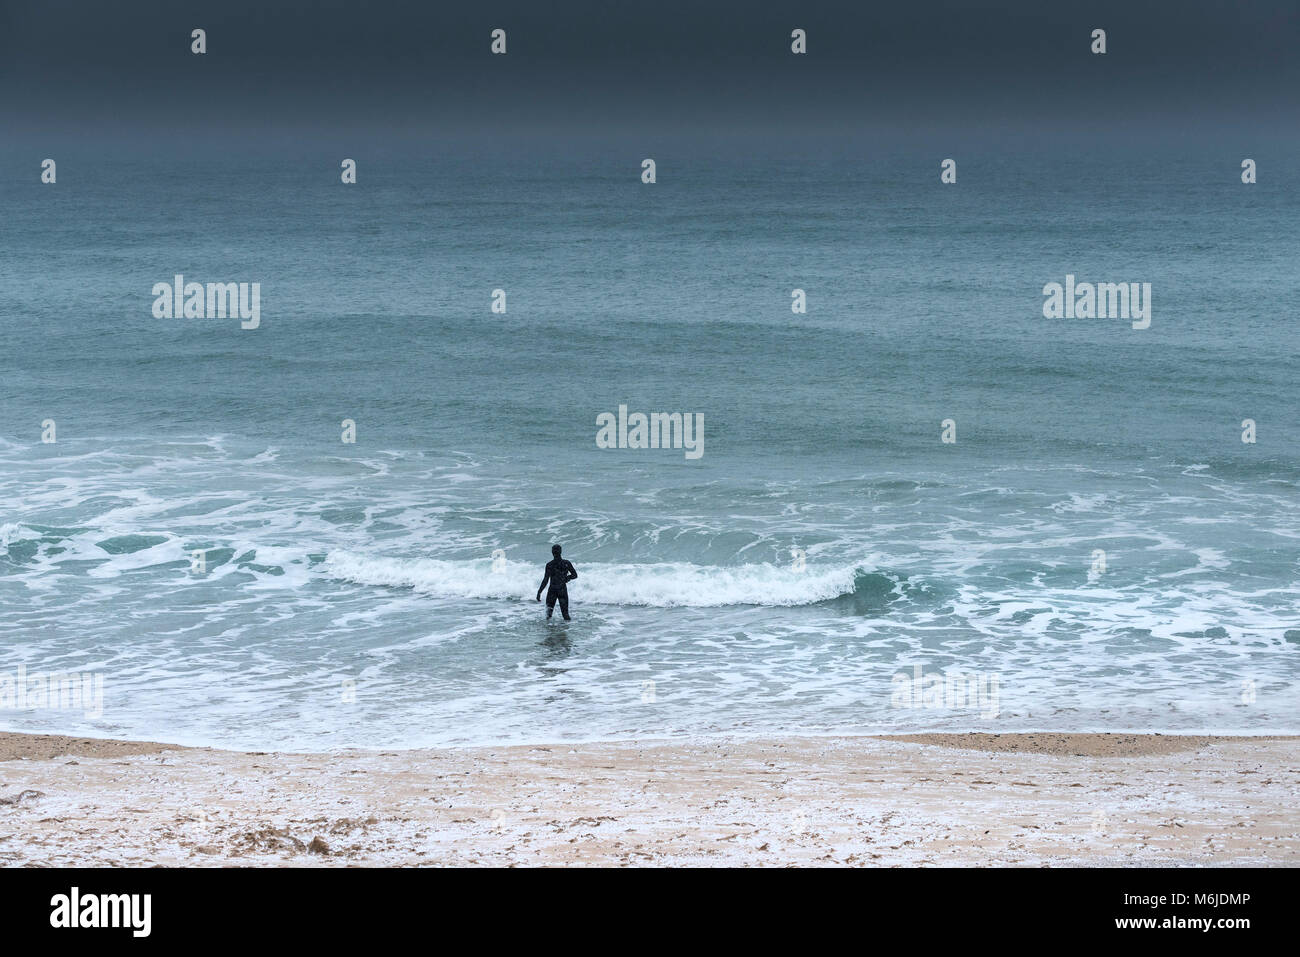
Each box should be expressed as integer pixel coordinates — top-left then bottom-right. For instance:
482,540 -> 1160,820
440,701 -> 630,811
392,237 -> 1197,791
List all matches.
2,731 -> 1297,866
2,728 -> 1292,761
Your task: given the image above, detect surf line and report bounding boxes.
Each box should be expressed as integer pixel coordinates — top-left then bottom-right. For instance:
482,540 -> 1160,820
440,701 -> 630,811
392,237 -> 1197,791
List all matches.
595,405 -> 703,460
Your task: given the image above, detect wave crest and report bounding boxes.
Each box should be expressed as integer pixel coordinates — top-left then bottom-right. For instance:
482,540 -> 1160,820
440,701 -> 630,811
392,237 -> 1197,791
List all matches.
321,551 -> 867,608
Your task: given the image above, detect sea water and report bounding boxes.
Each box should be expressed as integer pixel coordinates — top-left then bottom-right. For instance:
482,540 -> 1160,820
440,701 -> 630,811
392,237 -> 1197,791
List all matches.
1,137 -> 1297,748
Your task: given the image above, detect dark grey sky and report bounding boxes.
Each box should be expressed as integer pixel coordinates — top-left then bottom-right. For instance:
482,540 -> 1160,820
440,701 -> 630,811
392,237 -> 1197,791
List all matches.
3,0 -> 1296,139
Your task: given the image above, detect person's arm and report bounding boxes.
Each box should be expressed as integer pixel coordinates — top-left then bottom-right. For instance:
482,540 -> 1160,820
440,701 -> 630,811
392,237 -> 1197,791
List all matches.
536,566 -> 550,600
565,561 -> 578,582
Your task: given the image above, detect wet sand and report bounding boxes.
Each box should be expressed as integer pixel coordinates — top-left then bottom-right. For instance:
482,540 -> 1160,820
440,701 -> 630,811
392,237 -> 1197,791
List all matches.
1,732 -> 1296,866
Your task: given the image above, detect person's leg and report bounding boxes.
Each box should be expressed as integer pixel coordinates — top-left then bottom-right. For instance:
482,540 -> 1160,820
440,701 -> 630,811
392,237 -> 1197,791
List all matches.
545,590 -> 557,619
558,591 -> 570,621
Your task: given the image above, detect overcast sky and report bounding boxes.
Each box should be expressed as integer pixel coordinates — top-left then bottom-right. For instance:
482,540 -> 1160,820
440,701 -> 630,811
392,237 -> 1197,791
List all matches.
3,1 -> 1296,141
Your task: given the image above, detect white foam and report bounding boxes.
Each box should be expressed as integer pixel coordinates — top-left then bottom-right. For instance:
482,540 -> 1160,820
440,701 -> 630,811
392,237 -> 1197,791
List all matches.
321,551 -> 861,608
0,523 -> 40,550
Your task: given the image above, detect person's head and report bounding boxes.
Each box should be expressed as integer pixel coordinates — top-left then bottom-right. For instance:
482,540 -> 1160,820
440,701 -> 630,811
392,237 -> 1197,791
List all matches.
551,544 -> 562,558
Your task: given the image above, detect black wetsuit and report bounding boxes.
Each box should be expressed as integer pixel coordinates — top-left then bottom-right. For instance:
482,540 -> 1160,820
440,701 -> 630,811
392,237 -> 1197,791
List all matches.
537,558 -> 578,620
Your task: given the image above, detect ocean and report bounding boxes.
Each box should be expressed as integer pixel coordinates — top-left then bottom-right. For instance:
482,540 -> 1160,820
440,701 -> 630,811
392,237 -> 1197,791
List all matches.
2,136 -> 1298,749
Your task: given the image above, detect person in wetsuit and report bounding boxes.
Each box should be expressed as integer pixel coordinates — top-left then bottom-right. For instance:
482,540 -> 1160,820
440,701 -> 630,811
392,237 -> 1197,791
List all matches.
536,544 -> 578,620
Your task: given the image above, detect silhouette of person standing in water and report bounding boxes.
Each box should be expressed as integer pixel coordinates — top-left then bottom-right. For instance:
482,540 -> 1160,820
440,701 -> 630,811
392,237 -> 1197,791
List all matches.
536,544 -> 578,620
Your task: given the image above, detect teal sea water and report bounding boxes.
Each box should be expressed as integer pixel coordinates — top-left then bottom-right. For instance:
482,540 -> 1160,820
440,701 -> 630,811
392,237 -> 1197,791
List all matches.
2,140 -> 1298,748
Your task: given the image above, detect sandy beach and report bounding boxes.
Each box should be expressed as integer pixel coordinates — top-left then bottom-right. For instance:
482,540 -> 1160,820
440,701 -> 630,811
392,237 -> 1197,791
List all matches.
1,732 -> 1296,866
